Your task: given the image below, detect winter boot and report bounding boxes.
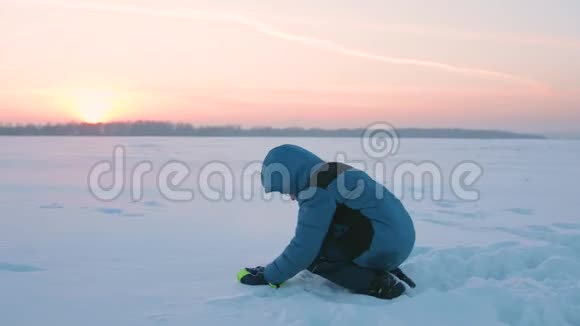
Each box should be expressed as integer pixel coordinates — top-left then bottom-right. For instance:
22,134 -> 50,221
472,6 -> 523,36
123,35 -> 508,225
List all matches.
366,272 -> 406,300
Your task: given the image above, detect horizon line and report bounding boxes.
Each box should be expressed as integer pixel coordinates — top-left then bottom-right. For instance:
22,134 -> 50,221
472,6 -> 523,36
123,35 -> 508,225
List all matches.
0,121 -> 548,139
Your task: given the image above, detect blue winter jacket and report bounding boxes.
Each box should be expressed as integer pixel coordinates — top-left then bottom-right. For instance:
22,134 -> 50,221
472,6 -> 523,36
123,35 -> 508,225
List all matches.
261,144 -> 415,285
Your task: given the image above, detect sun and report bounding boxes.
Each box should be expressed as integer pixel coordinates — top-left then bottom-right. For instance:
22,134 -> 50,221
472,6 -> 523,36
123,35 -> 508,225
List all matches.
69,89 -> 117,123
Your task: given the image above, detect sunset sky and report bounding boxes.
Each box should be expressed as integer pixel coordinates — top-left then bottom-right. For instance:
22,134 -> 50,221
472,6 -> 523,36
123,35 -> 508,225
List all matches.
1,0 -> 579,133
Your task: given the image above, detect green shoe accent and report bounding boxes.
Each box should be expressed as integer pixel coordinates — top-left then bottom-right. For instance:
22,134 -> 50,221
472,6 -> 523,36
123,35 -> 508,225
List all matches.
269,282 -> 282,289
236,268 -> 250,282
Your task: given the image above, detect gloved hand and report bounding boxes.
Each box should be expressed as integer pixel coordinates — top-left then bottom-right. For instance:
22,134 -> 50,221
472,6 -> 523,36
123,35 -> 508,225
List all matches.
236,266 -> 281,288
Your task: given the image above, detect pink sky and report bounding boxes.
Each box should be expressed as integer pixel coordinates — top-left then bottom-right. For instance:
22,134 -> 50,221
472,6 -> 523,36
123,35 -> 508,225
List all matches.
1,0 -> 579,133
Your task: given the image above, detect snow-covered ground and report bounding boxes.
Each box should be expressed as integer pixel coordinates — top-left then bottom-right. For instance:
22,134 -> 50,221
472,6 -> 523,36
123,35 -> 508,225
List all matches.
1,137 -> 579,326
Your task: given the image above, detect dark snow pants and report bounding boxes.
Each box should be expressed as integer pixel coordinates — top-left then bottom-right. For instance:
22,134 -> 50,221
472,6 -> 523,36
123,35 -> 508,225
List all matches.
307,236 -> 386,294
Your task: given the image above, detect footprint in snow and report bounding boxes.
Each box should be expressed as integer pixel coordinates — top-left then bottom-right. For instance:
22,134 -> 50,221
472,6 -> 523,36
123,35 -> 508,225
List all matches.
0,263 -> 44,272
504,208 -> 534,216
143,201 -> 163,208
96,208 -> 124,215
146,313 -> 172,323
526,225 -> 553,232
436,209 -> 487,219
95,207 -> 145,217
434,200 -> 459,209
38,203 -> 64,209
552,223 -> 580,231
421,218 -> 462,227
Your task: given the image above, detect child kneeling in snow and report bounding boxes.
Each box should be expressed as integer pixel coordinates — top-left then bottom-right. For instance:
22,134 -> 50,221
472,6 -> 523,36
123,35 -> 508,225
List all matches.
237,144 -> 416,299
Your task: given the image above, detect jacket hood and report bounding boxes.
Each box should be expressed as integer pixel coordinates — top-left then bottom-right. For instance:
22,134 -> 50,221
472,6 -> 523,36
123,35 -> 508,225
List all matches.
261,144 -> 325,196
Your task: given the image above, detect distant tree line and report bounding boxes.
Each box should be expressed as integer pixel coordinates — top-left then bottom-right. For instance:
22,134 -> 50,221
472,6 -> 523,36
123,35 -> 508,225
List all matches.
0,121 -> 545,139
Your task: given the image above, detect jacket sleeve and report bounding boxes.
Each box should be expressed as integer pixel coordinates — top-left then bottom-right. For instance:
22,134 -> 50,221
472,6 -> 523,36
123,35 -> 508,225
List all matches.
264,188 -> 336,285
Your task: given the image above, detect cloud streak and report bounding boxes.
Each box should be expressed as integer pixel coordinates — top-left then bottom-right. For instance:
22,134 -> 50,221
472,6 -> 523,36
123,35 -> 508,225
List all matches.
294,20 -> 580,51
44,1 -> 548,90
